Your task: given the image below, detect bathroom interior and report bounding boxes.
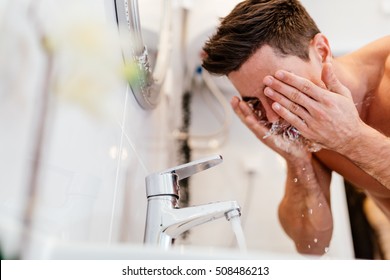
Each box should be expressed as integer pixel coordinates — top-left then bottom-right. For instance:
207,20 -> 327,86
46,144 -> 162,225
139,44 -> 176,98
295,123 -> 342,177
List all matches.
1,0 -> 389,260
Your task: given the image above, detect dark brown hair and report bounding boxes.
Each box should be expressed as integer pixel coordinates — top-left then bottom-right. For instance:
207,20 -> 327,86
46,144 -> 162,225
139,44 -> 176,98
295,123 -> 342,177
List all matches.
202,0 -> 320,75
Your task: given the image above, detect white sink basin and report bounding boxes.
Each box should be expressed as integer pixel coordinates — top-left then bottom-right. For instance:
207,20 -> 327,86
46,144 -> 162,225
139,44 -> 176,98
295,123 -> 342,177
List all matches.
38,241 -> 319,260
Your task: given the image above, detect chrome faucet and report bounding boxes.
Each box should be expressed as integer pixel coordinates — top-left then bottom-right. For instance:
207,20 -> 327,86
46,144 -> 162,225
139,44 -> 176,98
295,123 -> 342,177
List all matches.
143,154 -> 241,249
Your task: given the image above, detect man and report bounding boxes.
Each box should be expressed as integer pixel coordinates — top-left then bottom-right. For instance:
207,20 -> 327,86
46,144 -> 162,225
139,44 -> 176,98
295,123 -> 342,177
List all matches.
202,0 -> 390,255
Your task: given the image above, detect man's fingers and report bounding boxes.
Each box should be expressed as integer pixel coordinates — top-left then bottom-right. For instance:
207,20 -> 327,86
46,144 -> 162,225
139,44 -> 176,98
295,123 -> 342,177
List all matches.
271,71 -> 323,101
322,63 -> 352,99
264,86 -> 312,121
272,102 -> 309,134
231,96 -> 246,121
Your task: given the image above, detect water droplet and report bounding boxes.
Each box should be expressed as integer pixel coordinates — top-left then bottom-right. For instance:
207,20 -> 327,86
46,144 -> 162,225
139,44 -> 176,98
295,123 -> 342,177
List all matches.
324,247 -> 329,253
301,214 -> 305,218
318,203 -> 323,208
302,167 -> 306,171
308,209 -> 313,215
293,178 -> 298,183
314,238 -> 318,243
307,244 -> 311,249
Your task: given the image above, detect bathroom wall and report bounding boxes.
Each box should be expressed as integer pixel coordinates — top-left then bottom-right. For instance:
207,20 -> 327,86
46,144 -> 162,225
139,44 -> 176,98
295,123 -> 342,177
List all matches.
301,0 -> 390,55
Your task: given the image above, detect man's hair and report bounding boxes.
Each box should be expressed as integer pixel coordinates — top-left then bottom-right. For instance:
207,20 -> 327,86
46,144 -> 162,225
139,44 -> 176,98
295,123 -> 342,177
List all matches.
202,0 -> 320,75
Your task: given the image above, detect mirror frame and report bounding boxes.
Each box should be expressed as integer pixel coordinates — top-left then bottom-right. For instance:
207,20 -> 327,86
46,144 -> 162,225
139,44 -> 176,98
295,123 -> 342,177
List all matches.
114,0 -> 171,110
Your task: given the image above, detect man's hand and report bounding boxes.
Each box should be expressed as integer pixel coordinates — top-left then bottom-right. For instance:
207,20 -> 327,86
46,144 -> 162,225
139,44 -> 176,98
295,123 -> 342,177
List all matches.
262,63 -> 366,154
230,96 -> 310,161
230,76 -> 335,255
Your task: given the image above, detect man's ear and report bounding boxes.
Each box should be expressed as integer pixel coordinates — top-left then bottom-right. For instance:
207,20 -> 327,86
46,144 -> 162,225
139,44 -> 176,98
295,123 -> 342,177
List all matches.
311,33 -> 332,63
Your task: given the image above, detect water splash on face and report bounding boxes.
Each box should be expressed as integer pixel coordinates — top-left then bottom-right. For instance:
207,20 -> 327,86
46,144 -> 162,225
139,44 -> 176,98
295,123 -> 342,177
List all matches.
244,97 -> 323,153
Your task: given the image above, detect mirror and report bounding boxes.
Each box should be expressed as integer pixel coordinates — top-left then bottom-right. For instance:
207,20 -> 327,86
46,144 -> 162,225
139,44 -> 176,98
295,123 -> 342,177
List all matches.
114,0 -> 171,110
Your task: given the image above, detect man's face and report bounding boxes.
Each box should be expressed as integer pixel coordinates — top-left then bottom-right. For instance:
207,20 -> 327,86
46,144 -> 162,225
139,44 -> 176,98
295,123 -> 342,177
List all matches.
228,44 -> 323,142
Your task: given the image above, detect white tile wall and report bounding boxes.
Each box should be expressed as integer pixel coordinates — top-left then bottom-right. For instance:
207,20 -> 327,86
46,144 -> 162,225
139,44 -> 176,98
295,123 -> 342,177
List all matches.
300,0 -> 390,55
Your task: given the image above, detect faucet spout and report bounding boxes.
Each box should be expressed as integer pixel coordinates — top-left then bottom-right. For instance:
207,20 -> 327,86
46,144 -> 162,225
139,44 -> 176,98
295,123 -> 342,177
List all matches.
143,197 -> 240,248
165,201 -> 240,238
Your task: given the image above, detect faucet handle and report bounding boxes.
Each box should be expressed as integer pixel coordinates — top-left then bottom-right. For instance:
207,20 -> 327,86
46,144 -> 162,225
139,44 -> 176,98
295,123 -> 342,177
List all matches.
164,154 -> 223,181
145,154 -> 223,198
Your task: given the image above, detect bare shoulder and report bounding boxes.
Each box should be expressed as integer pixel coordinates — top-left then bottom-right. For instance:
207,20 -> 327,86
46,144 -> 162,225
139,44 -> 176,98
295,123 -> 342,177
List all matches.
349,36 -> 390,66
340,36 -> 390,91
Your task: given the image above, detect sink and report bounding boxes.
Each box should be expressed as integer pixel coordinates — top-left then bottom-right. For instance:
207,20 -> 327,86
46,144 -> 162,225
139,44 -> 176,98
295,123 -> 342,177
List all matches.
36,240 -> 316,260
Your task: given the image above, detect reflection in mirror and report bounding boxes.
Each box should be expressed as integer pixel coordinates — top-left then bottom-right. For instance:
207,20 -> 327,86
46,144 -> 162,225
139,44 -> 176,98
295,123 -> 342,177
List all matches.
114,0 -> 171,110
